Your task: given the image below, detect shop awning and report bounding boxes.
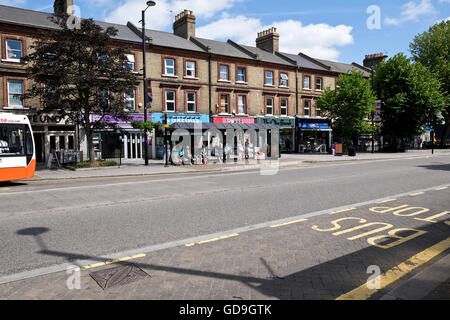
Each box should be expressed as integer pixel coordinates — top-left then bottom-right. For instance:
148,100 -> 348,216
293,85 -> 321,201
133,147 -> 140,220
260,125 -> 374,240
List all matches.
169,123 -> 280,130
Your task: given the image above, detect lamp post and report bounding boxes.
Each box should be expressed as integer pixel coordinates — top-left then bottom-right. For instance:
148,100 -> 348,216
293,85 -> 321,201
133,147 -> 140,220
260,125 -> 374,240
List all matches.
141,1 -> 156,166
371,62 -> 375,154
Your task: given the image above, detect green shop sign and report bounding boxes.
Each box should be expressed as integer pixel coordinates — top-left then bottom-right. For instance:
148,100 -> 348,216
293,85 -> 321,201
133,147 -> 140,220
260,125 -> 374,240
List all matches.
257,117 -> 295,127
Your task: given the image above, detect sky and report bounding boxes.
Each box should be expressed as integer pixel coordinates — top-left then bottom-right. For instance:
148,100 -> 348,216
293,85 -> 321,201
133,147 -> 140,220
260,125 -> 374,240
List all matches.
2,0 -> 449,64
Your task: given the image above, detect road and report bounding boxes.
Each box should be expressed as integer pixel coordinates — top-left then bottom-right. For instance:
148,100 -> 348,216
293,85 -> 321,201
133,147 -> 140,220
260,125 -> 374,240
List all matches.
0,155 -> 449,299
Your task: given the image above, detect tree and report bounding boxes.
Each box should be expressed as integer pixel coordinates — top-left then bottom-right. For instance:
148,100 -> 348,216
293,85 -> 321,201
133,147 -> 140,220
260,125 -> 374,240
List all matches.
317,71 -> 377,153
24,15 -> 139,163
373,54 -> 446,151
410,20 -> 450,147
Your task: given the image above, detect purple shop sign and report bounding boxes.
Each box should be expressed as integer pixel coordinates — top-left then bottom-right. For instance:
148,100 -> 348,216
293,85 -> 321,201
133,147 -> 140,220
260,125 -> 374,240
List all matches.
90,114 -> 148,126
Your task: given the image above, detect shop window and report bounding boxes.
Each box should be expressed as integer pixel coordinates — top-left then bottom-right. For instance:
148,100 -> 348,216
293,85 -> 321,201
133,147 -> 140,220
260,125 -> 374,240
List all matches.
7,79 -> 25,108
68,135 -> 74,150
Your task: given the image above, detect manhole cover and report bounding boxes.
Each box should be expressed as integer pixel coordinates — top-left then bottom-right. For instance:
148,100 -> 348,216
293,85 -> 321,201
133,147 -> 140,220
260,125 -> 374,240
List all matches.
89,264 -> 150,289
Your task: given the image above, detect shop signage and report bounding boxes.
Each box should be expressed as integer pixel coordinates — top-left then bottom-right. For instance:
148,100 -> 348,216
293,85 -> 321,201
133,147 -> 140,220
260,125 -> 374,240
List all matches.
373,100 -> 381,122
89,114 -> 145,127
151,113 -> 210,126
213,117 -> 255,124
258,117 -> 294,127
30,114 -> 66,124
299,122 -> 331,130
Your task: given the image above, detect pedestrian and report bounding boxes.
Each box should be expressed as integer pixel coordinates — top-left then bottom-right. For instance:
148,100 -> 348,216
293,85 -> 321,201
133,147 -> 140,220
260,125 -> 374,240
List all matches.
201,144 -> 208,165
244,138 -> 250,162
285,138 -> 291,152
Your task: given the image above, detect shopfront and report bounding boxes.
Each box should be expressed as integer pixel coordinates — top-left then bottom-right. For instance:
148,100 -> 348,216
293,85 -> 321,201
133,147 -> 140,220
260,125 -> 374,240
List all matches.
256,116 -> 295,153
296,117 -> 332,153
151,113 -> 210,159
29,113 -> 76,164
89,114 -> 147,160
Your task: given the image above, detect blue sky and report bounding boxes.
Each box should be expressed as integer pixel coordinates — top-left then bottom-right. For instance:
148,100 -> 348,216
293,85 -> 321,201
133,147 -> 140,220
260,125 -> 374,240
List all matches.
3,0 -> 449,64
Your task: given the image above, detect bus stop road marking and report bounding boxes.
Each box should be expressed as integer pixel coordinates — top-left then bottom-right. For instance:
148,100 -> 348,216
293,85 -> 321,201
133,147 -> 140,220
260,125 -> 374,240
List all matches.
270,219 -> 308,228
336,236 -> 450,300
185,234 -> 239,247
409,192 -> 425,197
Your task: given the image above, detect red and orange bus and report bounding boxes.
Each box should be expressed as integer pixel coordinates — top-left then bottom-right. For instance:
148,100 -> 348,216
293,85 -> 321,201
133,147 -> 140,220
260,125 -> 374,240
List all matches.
0,113 -> 35,182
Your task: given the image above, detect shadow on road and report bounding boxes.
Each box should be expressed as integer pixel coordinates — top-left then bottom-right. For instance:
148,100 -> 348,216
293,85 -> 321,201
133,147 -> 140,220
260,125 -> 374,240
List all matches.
15,220 -> 449,300
418,163 -> 450,171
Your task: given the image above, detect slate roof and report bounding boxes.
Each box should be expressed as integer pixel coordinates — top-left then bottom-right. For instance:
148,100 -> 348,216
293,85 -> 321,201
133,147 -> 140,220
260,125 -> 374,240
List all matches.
316,59 -> 371,77
0,4 -> 142,43
279,52 -> 330,71
145,29 -> 205,53
192,37 -> 252,59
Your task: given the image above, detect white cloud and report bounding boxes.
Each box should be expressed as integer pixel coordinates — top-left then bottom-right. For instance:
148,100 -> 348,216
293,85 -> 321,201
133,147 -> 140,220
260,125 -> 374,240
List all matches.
385,0 -> 436,26
438,0 -> 450,3
105,0 -> 242,29
197,14 -> 354,61
0,0 -> 26,5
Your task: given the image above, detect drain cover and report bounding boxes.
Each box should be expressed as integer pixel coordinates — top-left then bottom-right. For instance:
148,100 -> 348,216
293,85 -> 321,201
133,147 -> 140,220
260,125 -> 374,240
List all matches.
89,264 -> 150,289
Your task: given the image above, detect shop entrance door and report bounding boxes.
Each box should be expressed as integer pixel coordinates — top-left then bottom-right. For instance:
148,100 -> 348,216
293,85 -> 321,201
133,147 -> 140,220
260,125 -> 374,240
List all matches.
123,133 -> 143,160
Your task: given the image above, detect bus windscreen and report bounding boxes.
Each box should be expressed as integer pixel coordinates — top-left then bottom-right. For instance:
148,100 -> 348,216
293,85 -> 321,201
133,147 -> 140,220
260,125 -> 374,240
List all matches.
0,124 -> 26,157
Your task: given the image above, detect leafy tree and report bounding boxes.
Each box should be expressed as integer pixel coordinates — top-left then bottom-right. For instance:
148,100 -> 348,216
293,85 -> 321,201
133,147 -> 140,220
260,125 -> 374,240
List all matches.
131,120 -> 162,133
410,20 -> 450,147
373,54 -> 446,151
24,15 -> 139,163
317,71 -> 377,153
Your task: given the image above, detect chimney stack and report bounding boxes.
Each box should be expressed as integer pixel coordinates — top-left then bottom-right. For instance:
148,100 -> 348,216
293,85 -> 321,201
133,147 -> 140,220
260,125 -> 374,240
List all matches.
173,10 -> 196,39
363,52 -> 388,69
54,0 -> 74,16
256,27 -> 279,53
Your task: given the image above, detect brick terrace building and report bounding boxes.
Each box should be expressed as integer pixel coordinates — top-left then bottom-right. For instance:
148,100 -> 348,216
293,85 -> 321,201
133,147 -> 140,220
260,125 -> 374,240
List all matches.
0,1 -> 371,162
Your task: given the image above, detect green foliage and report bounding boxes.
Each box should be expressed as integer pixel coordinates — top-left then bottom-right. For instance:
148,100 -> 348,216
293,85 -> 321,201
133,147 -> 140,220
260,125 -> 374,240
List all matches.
373,53 -> 446,144
23,15 -> 139,163
131,120 -> 162,132
105,160 -> 118,166
317,71 -> 377,145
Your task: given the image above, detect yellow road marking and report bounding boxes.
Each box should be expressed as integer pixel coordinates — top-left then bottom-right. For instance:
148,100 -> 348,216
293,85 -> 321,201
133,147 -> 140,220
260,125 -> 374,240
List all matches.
446,221 -> 450,226
72,253 -> 146,271
377,199 -> 397,204
336,236 -> 450,300
435,187 -> 448,191
185,234 -> 239,247
409,192 -> 425,197
328,208 -> 357,215
270,219 -> 308,228
0,187 -> 10,191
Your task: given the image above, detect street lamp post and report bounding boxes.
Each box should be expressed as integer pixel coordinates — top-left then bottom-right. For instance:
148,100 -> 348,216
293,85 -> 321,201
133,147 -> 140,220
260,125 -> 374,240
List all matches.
371,62 -> 375,154
141,1 -> 156,166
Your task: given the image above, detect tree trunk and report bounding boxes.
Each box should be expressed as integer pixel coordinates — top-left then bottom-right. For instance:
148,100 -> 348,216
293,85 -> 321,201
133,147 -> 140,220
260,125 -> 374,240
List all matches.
85,127 -> 96,165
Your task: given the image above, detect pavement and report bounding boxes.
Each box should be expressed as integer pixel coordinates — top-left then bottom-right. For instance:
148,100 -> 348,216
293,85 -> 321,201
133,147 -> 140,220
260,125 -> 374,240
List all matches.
30,149 -> 450,181
0,154 -> 448,301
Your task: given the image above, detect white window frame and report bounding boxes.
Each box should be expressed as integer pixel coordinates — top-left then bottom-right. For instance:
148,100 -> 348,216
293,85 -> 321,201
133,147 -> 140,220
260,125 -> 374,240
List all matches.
304,100 -> 311,116
220,93 -> 230,113
165,90 -> 176,112
186,91 -> 196,113
164,58 -> 175,76
265,71 -> 274,86
124,54 -> 135,71
303,75 -> 311,90
219,65 -> 229,81
237,67 -> 246,83
316,77 -> 323,91
124,89 -> 136,111
237,95 -> 247,114
280,73 -> 288,87
266,97 -> 274,115
5,39 -> 23,62
185,61 -> 196,78
280,98 -> 288,116
7,79 -> 25,108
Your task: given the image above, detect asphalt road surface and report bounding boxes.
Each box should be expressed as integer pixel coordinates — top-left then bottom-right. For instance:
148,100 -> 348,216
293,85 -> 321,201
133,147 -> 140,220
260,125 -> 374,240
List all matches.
0,155 -> 449,279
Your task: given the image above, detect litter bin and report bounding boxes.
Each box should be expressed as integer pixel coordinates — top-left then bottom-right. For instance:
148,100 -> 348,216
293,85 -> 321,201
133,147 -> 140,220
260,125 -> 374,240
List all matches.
348,147 -> 356,157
